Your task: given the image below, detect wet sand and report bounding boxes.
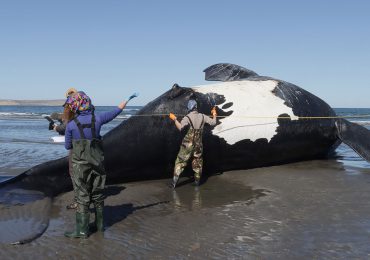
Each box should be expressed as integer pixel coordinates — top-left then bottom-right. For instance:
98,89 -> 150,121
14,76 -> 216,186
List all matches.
2,159 -> 370,259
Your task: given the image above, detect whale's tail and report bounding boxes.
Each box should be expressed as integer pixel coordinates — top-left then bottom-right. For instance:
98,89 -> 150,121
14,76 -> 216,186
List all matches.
336,118 -> 370,162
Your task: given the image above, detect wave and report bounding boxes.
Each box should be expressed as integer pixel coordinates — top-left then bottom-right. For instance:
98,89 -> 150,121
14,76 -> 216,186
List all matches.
0,112 -> 42,120
0,112 -> 137,120
0,112 -> 38,116
116,115 -> 132,119
350,120 -> 370,126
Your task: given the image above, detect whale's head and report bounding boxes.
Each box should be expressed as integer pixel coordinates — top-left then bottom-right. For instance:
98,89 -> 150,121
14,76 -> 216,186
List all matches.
141,83 -> 196,116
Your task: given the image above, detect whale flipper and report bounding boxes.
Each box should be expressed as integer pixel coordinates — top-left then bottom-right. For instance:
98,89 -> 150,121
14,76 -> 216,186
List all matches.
203,63 -> 258,82
0,192 -> 51,245
336,119 -> 370,162
0,158 -> 70,244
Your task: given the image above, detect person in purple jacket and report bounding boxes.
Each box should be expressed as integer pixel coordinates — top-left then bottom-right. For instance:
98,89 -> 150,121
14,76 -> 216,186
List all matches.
64,91 -> 137,238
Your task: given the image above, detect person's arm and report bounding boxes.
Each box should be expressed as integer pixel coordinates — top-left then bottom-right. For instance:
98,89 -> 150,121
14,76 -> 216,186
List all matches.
64,123 -> 73,150
100,93 -> 138,124
118,93 -> 138,110
118,100 -> 128,110
204,107 -> 217,126
99,107 -> 123,125
174,118 -> 182,131
169,113 -> 189,131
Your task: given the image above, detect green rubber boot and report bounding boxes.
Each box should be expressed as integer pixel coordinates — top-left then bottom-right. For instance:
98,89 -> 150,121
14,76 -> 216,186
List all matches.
64,212 -> 90,238
95,206 -> 104,232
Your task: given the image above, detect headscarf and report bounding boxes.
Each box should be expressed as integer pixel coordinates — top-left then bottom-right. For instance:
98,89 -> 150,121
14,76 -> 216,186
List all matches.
187,99 -> 197,112
65,92 -> 92,113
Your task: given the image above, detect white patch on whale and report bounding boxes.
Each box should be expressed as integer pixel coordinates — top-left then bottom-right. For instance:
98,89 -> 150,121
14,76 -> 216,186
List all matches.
192,80 -> 299,145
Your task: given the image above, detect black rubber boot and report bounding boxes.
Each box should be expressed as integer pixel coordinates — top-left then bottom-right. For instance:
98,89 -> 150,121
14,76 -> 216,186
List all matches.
64,212 -> 90,238
95,206 -> 104,232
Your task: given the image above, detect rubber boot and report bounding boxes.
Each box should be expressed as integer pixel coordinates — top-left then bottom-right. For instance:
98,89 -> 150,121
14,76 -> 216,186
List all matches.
95,206 -> 104,232
171,176 -> 179,189
66,201 -> 78,210
64,212 -> 90,238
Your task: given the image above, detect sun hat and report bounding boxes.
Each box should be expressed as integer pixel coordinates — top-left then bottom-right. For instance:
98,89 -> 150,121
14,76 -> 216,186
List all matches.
65,88 -> 78,98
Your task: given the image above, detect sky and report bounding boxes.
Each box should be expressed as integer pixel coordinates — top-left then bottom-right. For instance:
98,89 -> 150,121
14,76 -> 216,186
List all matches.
0,0 -> 369,107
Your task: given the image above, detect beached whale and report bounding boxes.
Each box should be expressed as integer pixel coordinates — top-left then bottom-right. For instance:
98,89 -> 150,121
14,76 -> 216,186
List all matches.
1,63 -> 370,244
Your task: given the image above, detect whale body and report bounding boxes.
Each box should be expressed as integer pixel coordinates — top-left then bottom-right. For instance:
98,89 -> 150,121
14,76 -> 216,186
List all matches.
3,62 -> 370,195
1,63 -> 370,244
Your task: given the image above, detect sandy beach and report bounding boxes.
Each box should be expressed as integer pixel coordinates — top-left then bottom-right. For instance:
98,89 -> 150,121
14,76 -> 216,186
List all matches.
1,159 -> 370,259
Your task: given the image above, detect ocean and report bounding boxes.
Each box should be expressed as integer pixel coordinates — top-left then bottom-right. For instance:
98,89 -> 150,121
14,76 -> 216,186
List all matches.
0,106 -> 370,182
0,105 -> 141,182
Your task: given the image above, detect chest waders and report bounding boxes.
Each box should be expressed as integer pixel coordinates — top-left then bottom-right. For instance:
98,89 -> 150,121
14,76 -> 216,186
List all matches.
65,112 -> 105,238
172,115 -> 204,188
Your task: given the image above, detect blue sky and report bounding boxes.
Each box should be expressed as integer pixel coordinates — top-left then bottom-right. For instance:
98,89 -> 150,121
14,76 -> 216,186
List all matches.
1,0 -> 369,107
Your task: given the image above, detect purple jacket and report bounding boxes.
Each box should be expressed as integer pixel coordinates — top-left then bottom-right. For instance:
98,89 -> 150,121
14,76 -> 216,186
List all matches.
65,107 -> 122,150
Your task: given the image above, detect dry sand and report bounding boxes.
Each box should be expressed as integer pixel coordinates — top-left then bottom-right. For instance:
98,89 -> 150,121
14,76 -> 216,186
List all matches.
1,159 -> 370,259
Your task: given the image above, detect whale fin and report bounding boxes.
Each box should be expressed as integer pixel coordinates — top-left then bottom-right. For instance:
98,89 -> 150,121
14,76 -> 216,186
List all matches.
336,119 -> 370,162
203,63 -> 258,82
0,158 -> 70,244
0,192 -> 51,245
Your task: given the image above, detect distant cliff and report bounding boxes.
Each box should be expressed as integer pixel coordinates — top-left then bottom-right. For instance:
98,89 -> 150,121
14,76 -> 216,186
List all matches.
0,99 -> 65,106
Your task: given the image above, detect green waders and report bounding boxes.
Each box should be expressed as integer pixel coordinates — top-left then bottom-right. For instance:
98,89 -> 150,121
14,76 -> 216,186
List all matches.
172,115 -> 204,188
65,113 -> 106,238
66,149 -> 78,210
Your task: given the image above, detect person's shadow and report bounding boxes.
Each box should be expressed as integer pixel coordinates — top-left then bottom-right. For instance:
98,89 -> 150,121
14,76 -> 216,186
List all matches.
104,185 -> 126,197
104,201 -> 169,228
101,185 -> 169,229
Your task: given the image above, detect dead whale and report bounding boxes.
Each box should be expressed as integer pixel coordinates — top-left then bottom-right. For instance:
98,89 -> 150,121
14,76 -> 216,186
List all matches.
1,63 -> 370,244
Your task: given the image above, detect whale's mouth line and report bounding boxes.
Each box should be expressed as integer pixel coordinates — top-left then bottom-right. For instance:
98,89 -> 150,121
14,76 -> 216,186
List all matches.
213,122 -> 278,134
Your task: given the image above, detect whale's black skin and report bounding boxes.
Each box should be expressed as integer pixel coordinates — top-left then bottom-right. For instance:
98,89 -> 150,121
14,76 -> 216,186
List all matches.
0,64 -> 368,196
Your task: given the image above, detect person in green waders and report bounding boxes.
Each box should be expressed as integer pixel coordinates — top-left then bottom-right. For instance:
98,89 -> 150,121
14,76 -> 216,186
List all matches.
64,91 -> 137,238
169,99 -> 217,188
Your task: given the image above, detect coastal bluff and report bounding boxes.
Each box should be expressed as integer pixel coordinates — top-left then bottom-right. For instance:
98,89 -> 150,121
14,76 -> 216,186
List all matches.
0,99 -> 64,106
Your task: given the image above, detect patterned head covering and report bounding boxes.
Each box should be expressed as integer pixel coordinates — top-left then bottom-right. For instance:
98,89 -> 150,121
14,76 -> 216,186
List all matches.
64,92 -> 92,113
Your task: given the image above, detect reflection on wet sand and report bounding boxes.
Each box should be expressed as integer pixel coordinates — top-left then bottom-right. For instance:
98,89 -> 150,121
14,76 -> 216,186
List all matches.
171,179 -> 268,213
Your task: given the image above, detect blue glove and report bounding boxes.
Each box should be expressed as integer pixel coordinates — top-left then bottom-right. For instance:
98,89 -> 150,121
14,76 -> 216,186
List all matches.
128,92 -> 139,101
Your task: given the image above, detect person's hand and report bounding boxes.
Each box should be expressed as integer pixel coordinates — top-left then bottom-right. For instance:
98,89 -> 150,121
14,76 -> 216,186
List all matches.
48,122 -> 55,130
169,113 -> 177,121
128,93 -> 139,101
211,107 -> 217,117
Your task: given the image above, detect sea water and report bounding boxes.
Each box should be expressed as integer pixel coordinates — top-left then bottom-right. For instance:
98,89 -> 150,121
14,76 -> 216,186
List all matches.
0,106 -> 141,181
0,106 -> 370,182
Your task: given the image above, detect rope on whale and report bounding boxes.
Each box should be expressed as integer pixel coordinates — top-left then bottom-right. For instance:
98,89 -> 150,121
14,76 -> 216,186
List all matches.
124,114 -> 370,119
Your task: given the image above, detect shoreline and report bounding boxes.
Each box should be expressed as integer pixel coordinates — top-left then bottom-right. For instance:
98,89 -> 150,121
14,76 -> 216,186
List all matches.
0,100 -> 65,106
